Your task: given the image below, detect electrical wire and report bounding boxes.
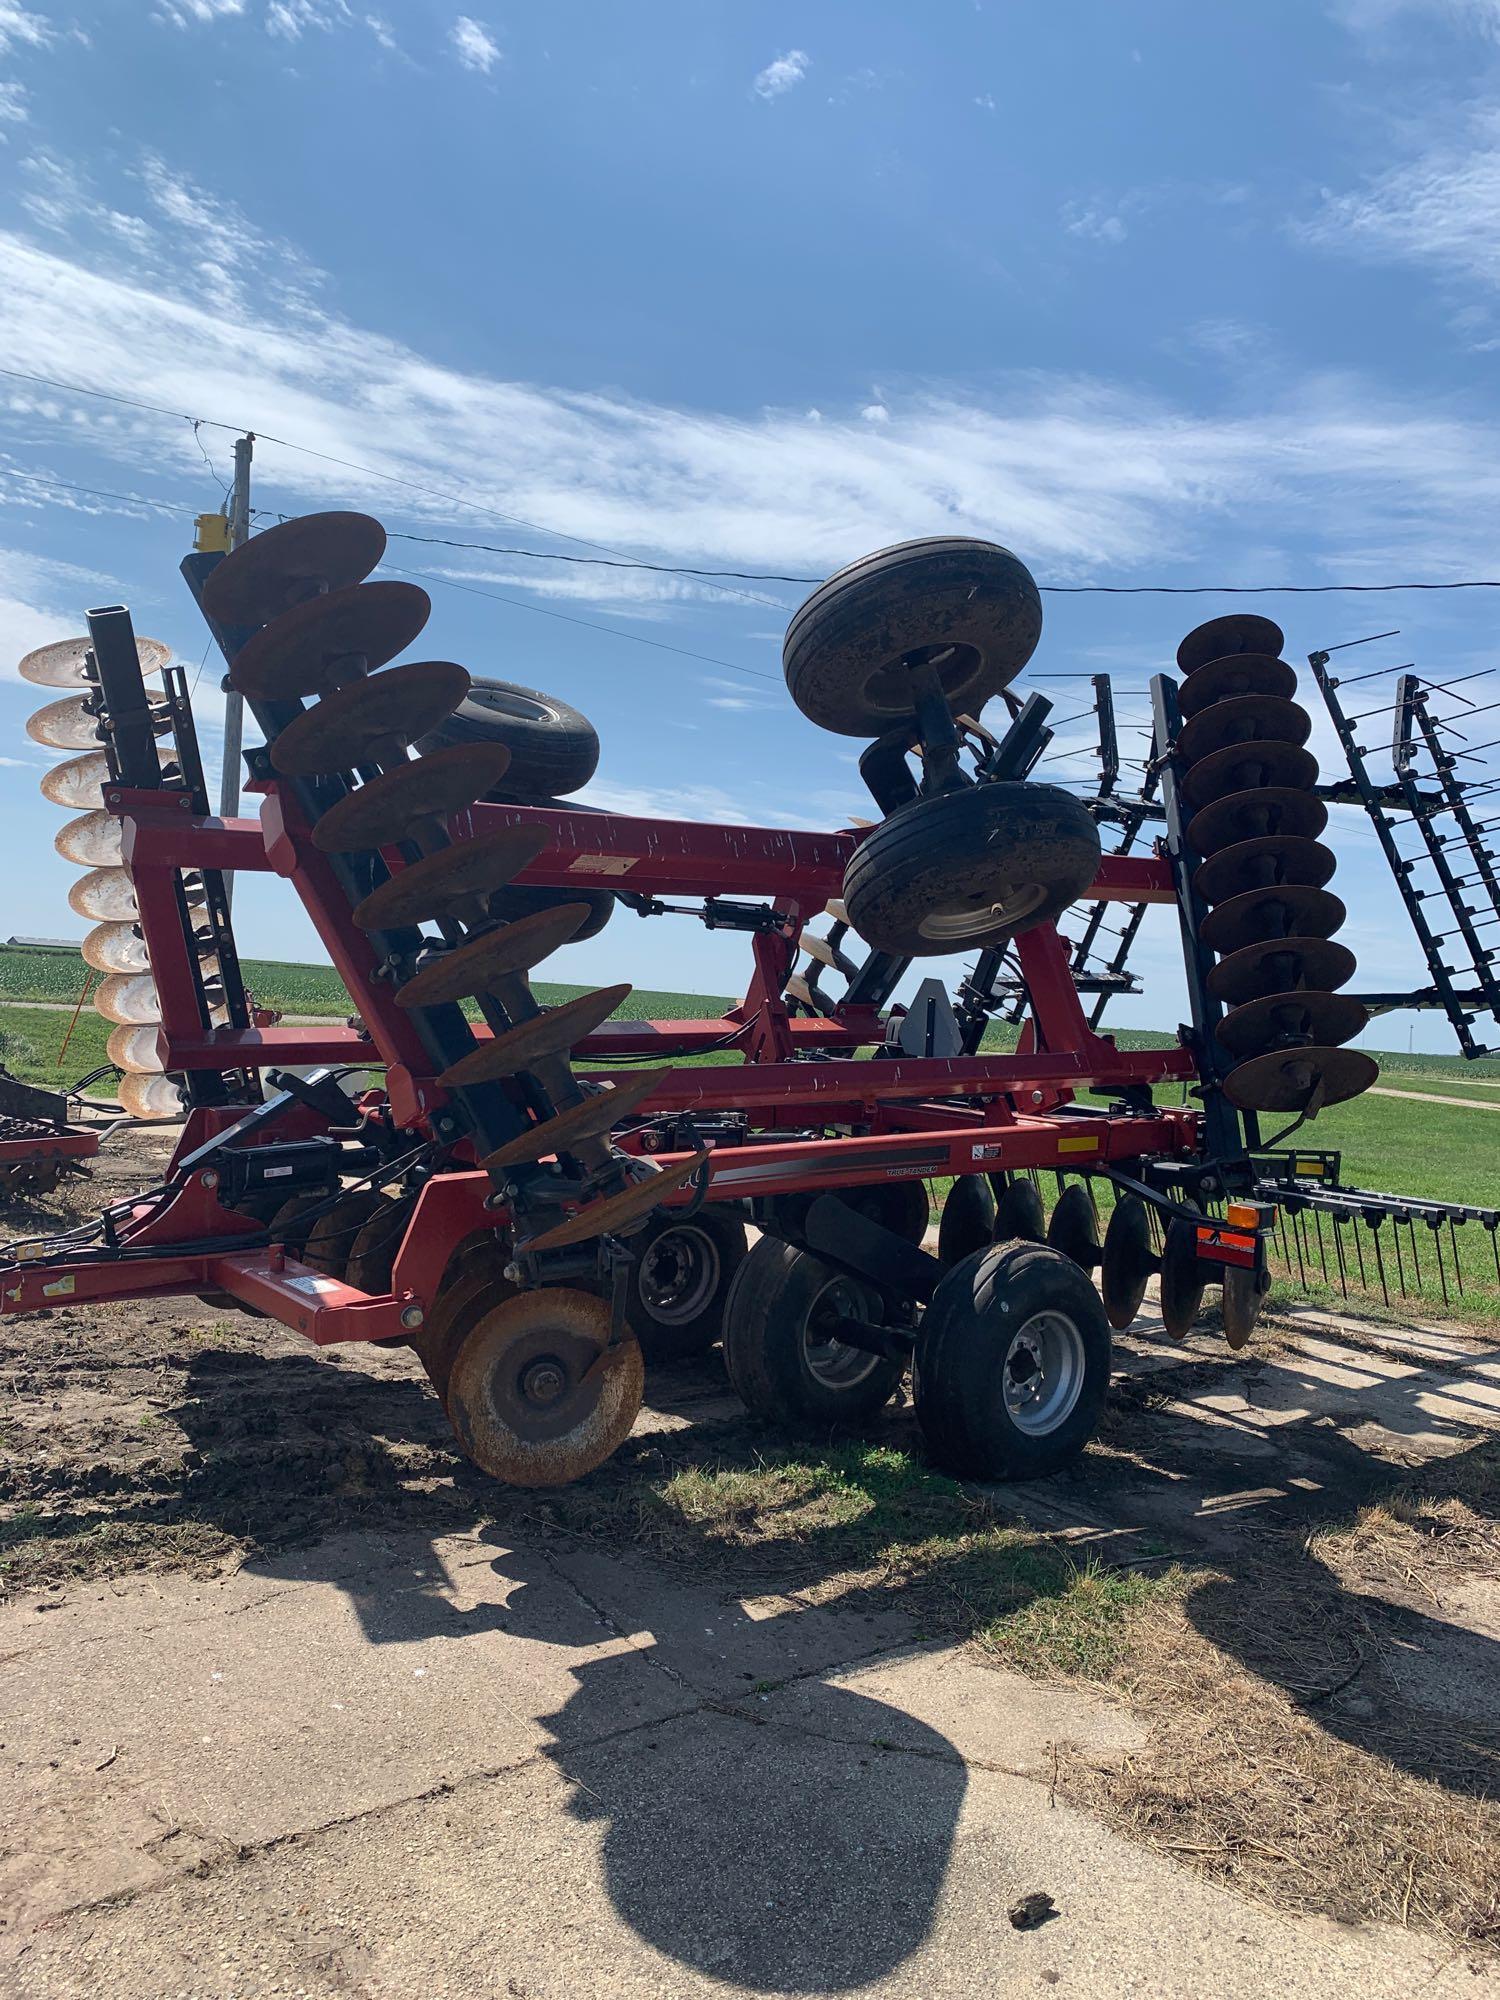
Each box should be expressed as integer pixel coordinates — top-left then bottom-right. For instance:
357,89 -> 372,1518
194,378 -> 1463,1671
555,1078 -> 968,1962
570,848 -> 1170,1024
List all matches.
13,365 -> 1500,601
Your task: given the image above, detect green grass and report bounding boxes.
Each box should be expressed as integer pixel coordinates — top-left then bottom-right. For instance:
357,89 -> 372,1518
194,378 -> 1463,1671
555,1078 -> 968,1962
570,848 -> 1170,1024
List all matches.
0,1006 -> 113,1089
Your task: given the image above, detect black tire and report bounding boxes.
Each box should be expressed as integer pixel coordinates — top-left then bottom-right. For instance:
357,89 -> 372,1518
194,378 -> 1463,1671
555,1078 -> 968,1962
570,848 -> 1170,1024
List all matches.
721,1235 -> 905,1430
915,1242 -> 1111,1480
843,783 -> 1101,956
625,1206 -> 749,1361
938,1176 -> 997,1266
784,538 -> 1042,737
415,676 -> 599,799
485,881 -> 614,943
302,1190 -> 384,1278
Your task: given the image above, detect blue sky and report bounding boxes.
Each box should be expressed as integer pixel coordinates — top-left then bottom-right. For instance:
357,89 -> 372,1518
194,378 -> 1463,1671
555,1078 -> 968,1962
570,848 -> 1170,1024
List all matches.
3,0 -> 1500,1052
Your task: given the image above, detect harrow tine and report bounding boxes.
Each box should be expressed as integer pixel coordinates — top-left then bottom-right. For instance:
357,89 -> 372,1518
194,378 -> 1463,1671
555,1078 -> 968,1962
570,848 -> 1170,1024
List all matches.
1313,1206 -> 1330,1284
1292,1206 -> 1308,1290
1392,1219 -> 1407,1299
1432,1223 -> 1450,1310
1407,1217 -> 1422,1290
1371,1222 -> 1390,1307
1449,1217 -> 1465,1297
1352,1215 -> 1368,1292
1331,1215 -> 1349,1300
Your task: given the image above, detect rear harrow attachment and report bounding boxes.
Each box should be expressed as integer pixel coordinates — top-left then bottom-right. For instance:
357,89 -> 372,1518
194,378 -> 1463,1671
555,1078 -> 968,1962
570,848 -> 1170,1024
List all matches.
1,513 -> 1489,1492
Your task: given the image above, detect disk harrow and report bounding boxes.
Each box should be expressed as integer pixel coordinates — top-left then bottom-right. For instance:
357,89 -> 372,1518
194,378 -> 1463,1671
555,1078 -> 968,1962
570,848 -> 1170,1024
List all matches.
12,503 -> 1462,1496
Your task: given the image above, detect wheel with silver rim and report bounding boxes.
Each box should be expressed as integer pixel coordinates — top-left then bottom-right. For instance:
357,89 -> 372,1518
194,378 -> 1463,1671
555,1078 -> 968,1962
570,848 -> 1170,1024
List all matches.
721,1235 -> 905,1429
842,782 -> 1101,958
915,1241 -> 1111,1480
625,1205 -> 749,1361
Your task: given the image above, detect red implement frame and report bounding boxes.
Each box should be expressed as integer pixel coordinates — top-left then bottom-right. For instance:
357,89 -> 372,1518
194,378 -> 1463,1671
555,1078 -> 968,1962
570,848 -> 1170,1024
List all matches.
2,785 -> 1198,1342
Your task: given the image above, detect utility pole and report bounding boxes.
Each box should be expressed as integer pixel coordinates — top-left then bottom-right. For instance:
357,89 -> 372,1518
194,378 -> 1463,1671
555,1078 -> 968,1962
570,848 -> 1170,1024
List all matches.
218,433 -> 254,905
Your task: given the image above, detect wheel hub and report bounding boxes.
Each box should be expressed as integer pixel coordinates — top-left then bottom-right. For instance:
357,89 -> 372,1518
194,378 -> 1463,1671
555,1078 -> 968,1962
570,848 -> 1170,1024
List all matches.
519,1356 -> 568,1405
1001,1310 -> 1085,1436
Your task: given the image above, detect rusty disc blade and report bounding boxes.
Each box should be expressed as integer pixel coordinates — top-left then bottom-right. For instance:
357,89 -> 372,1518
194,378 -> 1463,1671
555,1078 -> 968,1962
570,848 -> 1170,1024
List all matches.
27,694 -> 105,751
54,809 -> 124,869
313,744 -> 514,851
69,866 -> 138,922
1182,739 -> 1319,812
1194,834 -> 1336,906
229,581 -> 430,700
1177,694 -> 1312,768
1176,614 -> 1285,675
1207,935 -> 1357,1006
1216,989 -> 1369,1063
440,983 -> 630,1087
396,903 -> 591,1008
1201,883 -> 1347,956
271,661 -> 470,777
353,828 -> 550,930
1176,654 -> 1297,720
445,1289 -> 643,1487
521,1151 -> 709,1254
82,921 -> 152,974
20,634 -> 169,690
202,512 -> 387,627
1224,1045 -> 1380,1113
478,1068 -> 673,1171
1186,786 -> 1329,858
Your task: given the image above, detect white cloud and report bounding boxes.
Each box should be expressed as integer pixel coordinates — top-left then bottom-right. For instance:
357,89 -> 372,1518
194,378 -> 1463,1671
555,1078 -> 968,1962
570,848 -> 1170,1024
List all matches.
1062,200 -> 1131,245
365,12 -> 395,48
0,77 -> 28,122
579,779 -> 755,824
1334,0 -> 1500,35
1298,108 -> 1500,292
450,14 -> 498,71
753,49 -> 809,99
0,3 -> 53,53
860,403 -> 890,424
267,0 -> 352,36
153,0 -> 246,23
974,93 -> 996,112
12,190 -> 1500,604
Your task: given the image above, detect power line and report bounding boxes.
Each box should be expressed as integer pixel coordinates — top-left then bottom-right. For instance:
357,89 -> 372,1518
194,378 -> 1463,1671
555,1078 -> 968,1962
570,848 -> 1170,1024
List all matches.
13,364 -> 1500,603
377,563 -> 781,681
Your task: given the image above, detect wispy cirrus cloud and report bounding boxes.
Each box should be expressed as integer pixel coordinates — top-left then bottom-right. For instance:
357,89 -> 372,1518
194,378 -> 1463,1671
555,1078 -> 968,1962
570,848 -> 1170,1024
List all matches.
8,171 -> 1500,607
1297,106 -> 1500,292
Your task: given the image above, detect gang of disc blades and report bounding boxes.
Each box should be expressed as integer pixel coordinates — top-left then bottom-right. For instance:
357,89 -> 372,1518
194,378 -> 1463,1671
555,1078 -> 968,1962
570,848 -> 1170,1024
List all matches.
1200,883 -> 1347,956
1223,1045 -> 1380,1113
312,744 -> 514,851
352,828 -> 550,930
270,661 -> 470,777
229,581 -> 430,700
1182,739 -> 1319,812
1176,654 -> 1297,720
478,1068 -> 673,1171
439,983 -> 630,1087
19,635 -> 169,690
1186,786 -> 1329,858
1177,694 -> 1312,768
395,903 -> 591,1007
520,1150 -> 710,1254
1207,935 -> 1357,1006
1193,834 -> 1336,906
1176,613 -> 1285,674
1215,989 -> 1369,1062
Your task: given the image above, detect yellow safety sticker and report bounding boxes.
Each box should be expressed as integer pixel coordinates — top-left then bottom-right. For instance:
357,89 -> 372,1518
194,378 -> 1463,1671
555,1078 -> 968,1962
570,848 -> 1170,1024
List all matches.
41,1274 -> 76,1298
1057,1136 -> 1100,1155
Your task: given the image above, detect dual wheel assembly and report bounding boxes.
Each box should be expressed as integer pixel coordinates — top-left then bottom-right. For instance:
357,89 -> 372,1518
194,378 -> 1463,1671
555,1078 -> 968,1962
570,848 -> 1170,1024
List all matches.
784,539 -> 1103,957
1174,614 -> 1378,1118
722,1172 -> 1113,1481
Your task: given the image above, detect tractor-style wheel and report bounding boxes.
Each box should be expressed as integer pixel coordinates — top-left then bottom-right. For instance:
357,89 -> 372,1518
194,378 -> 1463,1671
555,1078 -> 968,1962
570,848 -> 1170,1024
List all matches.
415,675 -> 599,799
842,783 -> 1101,957
783,538 -> 1043,737
914,1242 -> 1111,1481
721,1236 -> 905,1430
625,1205 -> 749,1361
446,1288 -> 643,1487
938,1175 -> 997,1266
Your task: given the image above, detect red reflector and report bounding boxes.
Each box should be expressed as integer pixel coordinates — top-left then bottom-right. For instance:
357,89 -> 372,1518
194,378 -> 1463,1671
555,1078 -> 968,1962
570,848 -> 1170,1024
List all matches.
1196,1225 -> 1257,1269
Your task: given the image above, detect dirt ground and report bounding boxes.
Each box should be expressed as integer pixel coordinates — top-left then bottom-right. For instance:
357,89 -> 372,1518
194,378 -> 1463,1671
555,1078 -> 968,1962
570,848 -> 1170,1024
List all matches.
2,1131 -> 1499,1995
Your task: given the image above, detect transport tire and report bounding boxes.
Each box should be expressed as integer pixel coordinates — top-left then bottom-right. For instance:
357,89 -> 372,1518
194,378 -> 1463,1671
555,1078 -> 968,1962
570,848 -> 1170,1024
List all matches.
784,538 -> 1043,737
416,676 -> 599,799
624,1205 -> 749,1361
485,881 -> 614,942
721,1235 -> 905,1430
842,782 -> 1101,956
915,1242 -> 1111,1480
